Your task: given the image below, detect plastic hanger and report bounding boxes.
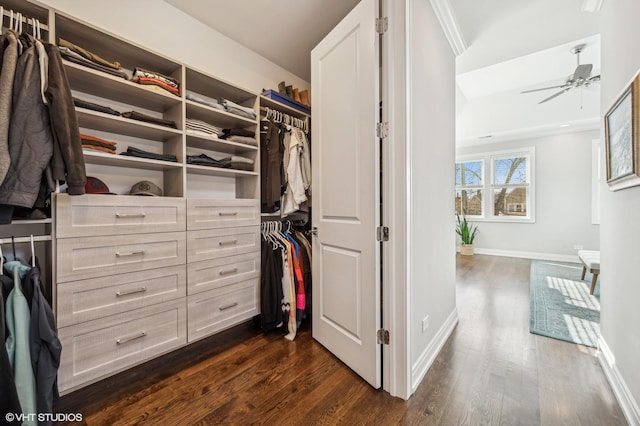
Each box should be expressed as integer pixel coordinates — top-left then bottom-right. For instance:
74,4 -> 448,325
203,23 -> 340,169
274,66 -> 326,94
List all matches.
30,234 -> 35,267
0,240 -> 4,275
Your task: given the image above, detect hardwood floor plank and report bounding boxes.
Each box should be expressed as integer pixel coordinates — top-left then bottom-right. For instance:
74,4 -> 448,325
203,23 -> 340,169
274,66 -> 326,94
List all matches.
55,254 -> 628,425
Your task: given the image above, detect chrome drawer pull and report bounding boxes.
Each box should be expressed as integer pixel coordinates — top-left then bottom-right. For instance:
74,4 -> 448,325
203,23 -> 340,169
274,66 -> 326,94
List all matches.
115,213 -> 146,218
116,331 -> 147,345
116,287 -> 147,297
219,268 -> 238,276
219,302 -> 238,311
218,240 -> 238,246
218,212 -> 238,216
116,250 -> 145,257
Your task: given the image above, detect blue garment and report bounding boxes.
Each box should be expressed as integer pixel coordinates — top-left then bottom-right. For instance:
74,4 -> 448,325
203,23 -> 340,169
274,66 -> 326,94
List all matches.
5,261 -> 37,425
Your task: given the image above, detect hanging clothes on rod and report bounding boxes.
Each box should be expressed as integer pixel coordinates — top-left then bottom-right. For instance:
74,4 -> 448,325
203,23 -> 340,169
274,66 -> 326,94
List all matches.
1,234 -> 61,426
260,221 -> 312,341
260,106 -> 311,218
0,7 -> 86,225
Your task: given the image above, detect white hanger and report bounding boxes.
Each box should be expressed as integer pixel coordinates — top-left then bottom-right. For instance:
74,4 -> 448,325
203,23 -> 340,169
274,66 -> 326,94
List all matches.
0,240 -> 3,276
30,234 -> 35,267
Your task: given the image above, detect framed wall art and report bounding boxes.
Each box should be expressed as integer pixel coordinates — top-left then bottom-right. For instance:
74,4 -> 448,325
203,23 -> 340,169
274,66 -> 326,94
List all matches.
604,73 -> 640,191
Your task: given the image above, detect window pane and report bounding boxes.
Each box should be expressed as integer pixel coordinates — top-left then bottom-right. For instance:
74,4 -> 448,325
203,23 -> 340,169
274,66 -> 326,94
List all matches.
456,161 -> 482,186
493,187 -> 527,216
493,157 -> 527,185
455,189 -> 482,216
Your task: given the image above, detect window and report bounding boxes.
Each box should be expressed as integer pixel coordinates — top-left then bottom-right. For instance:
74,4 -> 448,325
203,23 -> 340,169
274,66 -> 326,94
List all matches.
455,160 -> 483,216
456,148 -> 534,222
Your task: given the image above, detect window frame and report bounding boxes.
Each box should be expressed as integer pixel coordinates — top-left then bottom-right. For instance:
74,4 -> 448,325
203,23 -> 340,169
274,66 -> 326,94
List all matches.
456,147 -> 535,223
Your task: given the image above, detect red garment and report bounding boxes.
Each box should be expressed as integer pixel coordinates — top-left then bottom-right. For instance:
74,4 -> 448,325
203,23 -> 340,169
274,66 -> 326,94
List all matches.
133,76 -> 180,96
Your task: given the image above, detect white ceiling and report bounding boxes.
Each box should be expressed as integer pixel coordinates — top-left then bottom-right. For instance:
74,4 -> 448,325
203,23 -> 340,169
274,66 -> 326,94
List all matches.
163,0 -> 361,81
163,0 -> 602,143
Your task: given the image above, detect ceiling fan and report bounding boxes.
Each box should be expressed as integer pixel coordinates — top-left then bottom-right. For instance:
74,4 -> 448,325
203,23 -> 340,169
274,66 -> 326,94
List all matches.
521,44 -> 601,104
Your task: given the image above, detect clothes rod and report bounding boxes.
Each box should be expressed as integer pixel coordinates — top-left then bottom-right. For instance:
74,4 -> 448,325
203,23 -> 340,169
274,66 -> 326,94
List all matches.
0,235 -> 51,244
1,9 -> 49,31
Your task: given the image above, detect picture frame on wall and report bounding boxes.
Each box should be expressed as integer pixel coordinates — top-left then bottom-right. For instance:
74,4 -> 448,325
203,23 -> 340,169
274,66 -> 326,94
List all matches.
604,73 -> 640,191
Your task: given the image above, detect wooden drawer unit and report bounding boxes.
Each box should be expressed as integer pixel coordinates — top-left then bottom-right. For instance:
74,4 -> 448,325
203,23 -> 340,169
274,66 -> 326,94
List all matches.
57,265 -> 186,327
187,279 -> 258,342
58,299 -> 187,392
57,232 -> 186,282
187,199 -> 259,230
56,194 -> 186,238
187,251 -> 260,295
187,226 -> 259,263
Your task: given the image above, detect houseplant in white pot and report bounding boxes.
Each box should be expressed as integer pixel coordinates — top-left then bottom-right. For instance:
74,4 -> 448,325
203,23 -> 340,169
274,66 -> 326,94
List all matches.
456,214 -> 479,255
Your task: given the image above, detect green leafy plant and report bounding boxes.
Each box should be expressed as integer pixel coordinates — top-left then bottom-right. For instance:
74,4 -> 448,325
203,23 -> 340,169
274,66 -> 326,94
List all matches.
456,214 -> 479,245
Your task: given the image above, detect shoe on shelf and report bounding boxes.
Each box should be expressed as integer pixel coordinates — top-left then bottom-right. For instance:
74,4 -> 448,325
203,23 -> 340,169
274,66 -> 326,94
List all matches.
278,81 -> 286,94
299,90 -> 310,107
293,88 -> 302,103
285,85 -> 294,99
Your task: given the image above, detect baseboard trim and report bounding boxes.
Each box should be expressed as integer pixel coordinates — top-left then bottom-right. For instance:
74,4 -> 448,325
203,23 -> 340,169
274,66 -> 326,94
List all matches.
456,247 -> 579,263
598,336 -> 640,426
411,307 -> 458,394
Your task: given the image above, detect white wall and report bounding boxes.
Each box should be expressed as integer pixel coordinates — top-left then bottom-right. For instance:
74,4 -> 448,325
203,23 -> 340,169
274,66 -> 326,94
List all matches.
38,0 -> 309,93
456,130 -> 600,260
407,0 -> 457,394
598,1 -> 640,423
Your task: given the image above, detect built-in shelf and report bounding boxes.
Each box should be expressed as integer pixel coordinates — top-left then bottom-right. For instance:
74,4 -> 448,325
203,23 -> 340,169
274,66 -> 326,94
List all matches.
186,133 -> 257,155
186,101 -> 256,129
83,150 -> 183,171
76,108 -> 182,141
186,164 -> 258,178
260,95 -> 310,119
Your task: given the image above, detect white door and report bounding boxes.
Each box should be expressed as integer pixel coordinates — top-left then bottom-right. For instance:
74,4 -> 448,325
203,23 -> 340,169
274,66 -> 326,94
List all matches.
311,0 -> 381,388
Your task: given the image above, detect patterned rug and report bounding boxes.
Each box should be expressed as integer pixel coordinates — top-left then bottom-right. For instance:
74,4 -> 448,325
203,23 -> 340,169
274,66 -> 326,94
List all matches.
529,259 -> 600,348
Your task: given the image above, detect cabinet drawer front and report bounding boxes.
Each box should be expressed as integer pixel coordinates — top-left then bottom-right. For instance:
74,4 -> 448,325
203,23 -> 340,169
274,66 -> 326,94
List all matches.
187,199 -> 259,230
187,280 -> 258,342
187,252 -> 260,295
58,299 -> 186,392
57,232 -> 186,282
187,226 -> 259,262
56,194 -> 185,237
57,265 -> 187,327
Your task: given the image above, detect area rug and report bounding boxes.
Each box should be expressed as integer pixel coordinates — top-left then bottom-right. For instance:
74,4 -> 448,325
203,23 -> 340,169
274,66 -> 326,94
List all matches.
529,259 -> 600,348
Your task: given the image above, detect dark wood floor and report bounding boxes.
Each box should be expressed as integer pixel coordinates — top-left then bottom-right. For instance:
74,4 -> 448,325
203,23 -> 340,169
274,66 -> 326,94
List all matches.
55,255 -> 627,425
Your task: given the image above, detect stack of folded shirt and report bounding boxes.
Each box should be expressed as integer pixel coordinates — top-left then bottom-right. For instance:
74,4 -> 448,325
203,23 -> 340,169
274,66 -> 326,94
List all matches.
81,134 -> 117,154
132,68 -> 180,97
219,128 -> 257,146
122,111 -> 177,129
185,118 -> 222,138
219,155 -> 255,171
59,38 -> 130,80
74,97 -> 121,116
218,98 -> 256,120
186,153 -> 226,168
186,93 -> 225,111
120,146 -> 177,163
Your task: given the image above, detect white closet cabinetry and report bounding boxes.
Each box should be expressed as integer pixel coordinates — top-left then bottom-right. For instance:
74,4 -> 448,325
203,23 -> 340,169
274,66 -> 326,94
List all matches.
51,9 -> 260,393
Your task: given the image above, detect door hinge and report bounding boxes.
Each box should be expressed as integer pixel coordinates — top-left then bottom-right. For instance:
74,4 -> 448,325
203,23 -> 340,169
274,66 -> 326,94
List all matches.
376,122 -> 389,139
376,17 -> 388,34
377,329 -> 390,345
376,226 -> 389,242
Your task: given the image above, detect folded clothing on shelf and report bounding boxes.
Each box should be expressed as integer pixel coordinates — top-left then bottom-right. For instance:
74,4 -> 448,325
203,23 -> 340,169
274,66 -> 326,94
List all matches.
186,92 -> 225,110
60,48 -> 130,80
219,155 -> 254,171
121,111 -> 177,129
81,134 -> 117,154
74,97 -> 121,116
220,128 -> 255,138
185,118 -> 221,137
225,135 -> 257,146
218,98 -> 256,120
132,68 -> 180,96
186,153 -> 226,167
59,38 -> 121,70
120,146 -> 177,163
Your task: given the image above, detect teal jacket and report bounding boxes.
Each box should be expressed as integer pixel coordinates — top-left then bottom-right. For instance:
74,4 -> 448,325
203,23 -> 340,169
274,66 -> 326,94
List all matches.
5,261 -> 37,425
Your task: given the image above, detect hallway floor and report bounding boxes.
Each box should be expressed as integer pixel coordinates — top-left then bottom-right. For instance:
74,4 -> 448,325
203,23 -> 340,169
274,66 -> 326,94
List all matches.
56,255 -> 627,425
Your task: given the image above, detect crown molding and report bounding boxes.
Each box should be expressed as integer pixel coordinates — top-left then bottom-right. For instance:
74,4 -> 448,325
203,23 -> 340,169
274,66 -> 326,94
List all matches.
429,0 -> 468,56
581,0 -> 604,12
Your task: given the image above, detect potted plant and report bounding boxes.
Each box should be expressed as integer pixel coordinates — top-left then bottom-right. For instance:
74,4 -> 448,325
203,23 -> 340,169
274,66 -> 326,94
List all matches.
456,214 -> 479,255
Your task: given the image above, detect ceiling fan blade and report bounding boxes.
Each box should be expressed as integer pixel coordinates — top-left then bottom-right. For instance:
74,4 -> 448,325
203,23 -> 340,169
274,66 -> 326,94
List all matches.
538,88 -> 570,104
573,64 -> 593,81
521,84 -> 568,94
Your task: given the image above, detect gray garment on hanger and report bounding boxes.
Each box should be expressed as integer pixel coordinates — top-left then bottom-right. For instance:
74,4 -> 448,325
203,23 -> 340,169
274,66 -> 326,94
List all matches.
0,31 -> 19,186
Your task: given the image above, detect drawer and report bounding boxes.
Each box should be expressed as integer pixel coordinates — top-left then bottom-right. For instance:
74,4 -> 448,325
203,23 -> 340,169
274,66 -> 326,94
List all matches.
58,298 -> 186,392
57,232 -> 186,282
187,199 -> 259,230
57,265 -> 186,327
56,193 -> 186,238
187,279 -> 258,342
187,226 -> 259,263
187,252 -> 260,295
